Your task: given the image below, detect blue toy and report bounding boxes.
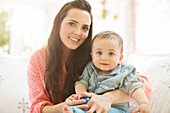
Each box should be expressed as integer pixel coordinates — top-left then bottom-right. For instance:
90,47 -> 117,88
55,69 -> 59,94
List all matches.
80,97 -> 90,105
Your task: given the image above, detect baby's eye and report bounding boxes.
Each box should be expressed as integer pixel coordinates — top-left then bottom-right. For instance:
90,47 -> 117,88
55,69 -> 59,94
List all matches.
108,52 -> 114,56
68,22 -> 75,26
96,51 -> 102,55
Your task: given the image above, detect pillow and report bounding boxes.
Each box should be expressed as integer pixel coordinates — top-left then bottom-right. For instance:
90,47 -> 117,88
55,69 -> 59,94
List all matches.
128,54 -> 170,113
0,56 -> 30,113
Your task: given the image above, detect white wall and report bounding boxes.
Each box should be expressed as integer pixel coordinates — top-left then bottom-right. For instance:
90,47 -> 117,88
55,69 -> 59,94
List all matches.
0,0 -> 134,59
89,0 -> 134,60
135,0 -> 170,55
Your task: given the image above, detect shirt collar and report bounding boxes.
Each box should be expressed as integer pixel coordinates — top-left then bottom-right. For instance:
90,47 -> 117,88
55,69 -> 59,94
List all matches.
89,62 -> 122,76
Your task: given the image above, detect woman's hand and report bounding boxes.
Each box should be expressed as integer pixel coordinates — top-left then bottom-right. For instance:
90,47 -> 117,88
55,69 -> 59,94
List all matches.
80,92 -> 112,113
65,94 -> 88,110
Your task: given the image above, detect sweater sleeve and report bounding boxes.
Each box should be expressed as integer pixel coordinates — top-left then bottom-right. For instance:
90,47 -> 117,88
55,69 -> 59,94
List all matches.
138,72 -> 152,98
27,49 -> 53,113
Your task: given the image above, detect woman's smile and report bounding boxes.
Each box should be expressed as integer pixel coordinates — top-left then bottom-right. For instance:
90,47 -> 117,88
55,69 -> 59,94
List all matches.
68,36 -> 80,43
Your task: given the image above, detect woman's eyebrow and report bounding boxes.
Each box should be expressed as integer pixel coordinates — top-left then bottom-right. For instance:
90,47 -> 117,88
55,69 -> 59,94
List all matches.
69,19 -> 90,27
84,24 -> 90,28
69,19 -> 79,24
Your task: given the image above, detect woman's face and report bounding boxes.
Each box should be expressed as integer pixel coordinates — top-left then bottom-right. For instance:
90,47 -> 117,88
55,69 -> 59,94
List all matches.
60,8 -> 91,50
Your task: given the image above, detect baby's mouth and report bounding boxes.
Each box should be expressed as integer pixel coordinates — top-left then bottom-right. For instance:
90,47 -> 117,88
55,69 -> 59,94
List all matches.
100,63 -> 109,66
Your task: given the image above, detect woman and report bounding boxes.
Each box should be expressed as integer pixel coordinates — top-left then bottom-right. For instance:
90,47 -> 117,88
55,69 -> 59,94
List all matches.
27,0 -> 151,113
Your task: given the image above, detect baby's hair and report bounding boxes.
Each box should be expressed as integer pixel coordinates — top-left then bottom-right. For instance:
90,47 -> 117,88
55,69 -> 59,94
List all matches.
92,31 -> 123,54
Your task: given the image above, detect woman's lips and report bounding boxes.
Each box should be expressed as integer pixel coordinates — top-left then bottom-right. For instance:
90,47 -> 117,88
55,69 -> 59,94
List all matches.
69,36 -> 80,43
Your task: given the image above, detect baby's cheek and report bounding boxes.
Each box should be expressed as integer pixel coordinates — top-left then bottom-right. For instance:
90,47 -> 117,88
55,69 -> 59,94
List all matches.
92,59 -> 98,64
93,61 -> 100,68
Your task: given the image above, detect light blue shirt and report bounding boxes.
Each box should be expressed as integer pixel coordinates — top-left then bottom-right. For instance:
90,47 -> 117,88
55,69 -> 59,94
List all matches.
76,62 -> 144,108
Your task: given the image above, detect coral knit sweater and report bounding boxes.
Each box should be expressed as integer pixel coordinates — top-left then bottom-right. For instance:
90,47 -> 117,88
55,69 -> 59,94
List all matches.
27,48 -> 66,113
27,49 -> 152,113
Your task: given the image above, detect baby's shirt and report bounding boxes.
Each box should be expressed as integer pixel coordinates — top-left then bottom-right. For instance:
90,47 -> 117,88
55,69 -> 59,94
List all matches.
75,62 -> 144,108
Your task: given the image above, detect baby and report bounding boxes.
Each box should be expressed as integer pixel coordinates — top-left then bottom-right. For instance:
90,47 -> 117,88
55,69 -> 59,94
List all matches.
63,31 -> 150,113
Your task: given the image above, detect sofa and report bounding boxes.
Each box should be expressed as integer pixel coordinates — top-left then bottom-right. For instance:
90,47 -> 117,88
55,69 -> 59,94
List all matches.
128,53 -> 170,113
0,54 -> 169,113
0,56 -> 30,113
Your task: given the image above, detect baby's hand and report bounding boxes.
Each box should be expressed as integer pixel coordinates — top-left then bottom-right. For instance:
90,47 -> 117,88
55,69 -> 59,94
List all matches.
65,94 -> 88,110
70,94 -> 79,100
79,97 -> 91,105
65,94 -> 81,105
133,103 -> 150,113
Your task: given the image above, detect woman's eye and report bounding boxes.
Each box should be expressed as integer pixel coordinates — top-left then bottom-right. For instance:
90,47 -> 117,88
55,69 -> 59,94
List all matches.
96,51 -> 102,55
83,27 -> 89,31
68,22 -> 75,26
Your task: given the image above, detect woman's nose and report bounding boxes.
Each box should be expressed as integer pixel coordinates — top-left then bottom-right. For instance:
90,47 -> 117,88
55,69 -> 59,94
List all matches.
74,28 -> 81,36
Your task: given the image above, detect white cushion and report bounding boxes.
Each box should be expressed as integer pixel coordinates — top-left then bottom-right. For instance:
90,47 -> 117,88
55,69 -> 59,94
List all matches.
0,56 -> 30,113
128,54 -> 170,113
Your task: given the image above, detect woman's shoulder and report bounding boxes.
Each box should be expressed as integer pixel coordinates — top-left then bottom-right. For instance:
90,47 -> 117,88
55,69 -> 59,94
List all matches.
32,48 -> 45,56
29,48 -> 46,64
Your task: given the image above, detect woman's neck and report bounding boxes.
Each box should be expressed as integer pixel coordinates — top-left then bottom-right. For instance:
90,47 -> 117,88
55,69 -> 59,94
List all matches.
62,44 -> 71,62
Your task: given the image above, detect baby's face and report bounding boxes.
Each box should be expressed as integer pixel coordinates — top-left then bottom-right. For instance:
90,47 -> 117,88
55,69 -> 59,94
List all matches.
91,38 -> 123,74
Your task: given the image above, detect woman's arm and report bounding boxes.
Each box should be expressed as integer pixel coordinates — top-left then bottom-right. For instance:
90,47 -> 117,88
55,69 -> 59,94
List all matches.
80,89 -> 133,113
42,95 -> 88,113
28,50 -> 87,113
103,89 -> 133,104
27,50 -> 54,113
138,72 -> 152,98
42,102 -> 65,113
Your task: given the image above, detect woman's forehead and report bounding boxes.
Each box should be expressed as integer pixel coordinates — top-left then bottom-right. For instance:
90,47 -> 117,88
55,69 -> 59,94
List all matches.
65,8 -> 91,26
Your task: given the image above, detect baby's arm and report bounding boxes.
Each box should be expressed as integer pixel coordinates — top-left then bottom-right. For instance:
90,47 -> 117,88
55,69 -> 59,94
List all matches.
75,83 -> 90,106
131,88 -> 150,113
75,83 -> 87,95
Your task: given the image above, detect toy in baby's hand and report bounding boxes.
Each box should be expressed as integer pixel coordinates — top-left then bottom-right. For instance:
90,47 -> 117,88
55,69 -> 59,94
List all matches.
80,97 -> 91,105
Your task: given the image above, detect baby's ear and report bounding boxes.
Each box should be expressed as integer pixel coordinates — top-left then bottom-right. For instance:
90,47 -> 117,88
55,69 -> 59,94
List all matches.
90,52 -> 93,59
119,54 -> 123,63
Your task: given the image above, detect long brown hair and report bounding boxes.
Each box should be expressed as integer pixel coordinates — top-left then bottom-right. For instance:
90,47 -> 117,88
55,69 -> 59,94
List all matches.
44,0 -> 93,104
